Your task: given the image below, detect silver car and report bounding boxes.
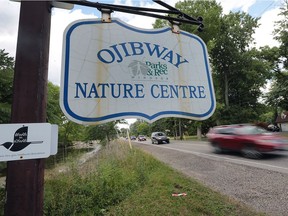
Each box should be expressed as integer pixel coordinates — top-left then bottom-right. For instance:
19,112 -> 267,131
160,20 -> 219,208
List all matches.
151,132 -> 170,144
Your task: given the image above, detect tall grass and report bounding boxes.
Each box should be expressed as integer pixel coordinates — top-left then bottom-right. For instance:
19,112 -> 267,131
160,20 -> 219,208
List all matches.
44,141 -> 161,215
44,141 -> 263,216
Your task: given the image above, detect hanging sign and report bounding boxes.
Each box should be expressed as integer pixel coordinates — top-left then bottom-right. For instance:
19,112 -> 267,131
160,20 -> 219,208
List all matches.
60,19 -> 216,124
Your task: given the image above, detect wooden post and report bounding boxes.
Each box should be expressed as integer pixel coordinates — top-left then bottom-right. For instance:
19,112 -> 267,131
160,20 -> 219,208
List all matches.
4,1 -> 51,215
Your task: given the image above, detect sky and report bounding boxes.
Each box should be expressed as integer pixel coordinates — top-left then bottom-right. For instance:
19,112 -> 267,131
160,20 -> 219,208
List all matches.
1,0 -> 283,86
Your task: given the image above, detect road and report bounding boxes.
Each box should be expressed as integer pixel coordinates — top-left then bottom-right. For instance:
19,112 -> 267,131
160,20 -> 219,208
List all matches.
135,139 -> 288,174
131,139 -> 288,216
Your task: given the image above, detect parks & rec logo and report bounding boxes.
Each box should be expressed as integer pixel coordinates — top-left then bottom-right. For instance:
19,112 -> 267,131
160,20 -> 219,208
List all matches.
128,60 -> 168,80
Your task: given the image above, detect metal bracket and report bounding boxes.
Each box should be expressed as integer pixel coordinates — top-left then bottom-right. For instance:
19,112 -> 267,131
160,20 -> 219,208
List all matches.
101,9 -> 112,23
171,21 -> 181,34
57,0 -> 204,31
51,0 -> 74,10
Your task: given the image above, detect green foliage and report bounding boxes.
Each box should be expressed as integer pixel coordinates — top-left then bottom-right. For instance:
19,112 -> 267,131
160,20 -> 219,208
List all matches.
136,122 -> 150,135
0,187 -> 5,213
211,12 -> 260,102
209,11 -> 273,124
129,117 -> 215,139
153,0 -> 222,45
151,1 -> 276,127
84,122 -> 118,143
273,0 -> 288,69
46,82 -> 62,124
0,49 -> 14,70
0,49 -> 14,123
0,48 -> 116,148
258,46 -> 281,73
259,110 -> 275,124
266,1 -> 288,112
44,143 -> 161,215
150,118 -> 175,134
43,142 -> 263,216
129,120 -> 150,136
265,72 -> 288,111
174,0 -> 222,44
58,117 -> 86,147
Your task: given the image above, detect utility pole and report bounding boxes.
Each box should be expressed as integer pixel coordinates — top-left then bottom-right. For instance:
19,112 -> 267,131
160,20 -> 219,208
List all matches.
5,1 -> 51,215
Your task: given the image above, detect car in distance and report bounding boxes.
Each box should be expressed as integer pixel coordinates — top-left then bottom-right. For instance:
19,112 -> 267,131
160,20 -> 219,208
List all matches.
206,124 -> 288,159
138,135 -> 146,141
151,132 -> 169,144
130,136 -> 136,140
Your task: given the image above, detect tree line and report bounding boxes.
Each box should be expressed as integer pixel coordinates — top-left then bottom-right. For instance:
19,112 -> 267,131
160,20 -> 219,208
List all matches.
131,0 -> 288,138
0,0 -> 287,143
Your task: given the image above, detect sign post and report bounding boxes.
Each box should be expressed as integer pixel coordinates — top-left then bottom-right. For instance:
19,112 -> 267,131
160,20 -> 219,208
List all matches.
5,2 -> 51,215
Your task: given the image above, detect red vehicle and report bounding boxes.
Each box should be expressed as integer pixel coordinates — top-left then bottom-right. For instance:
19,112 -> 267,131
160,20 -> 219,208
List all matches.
206,124 -> 288,158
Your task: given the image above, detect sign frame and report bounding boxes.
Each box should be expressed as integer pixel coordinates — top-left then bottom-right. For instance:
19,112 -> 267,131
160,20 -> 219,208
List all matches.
60,19 -> 216,124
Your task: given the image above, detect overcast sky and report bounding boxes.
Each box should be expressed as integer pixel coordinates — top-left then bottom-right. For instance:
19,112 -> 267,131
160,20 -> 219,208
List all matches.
0,0 -> 282,86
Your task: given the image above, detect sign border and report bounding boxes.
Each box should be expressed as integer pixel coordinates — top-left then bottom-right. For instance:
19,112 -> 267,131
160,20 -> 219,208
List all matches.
60,19 -> 216,123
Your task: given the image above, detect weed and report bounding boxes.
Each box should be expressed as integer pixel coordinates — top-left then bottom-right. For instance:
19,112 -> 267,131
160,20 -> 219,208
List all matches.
41,141 -> 263,215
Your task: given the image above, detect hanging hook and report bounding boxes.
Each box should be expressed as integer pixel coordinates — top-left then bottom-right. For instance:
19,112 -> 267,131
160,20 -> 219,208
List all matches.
101,8 -> 112,23
171,21 -> 181,34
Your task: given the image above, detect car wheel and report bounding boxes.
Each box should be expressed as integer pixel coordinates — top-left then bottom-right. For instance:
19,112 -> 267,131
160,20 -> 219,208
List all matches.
241,145 -> 262,159
212,142 -> 222,154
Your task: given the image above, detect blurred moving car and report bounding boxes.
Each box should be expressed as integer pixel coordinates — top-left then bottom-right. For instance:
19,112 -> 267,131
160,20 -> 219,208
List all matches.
151,132 -> 170,144
130,136 -> 136,140
267,124 -> 280,132
207,124 -> 288,159
138,135 -> 146,141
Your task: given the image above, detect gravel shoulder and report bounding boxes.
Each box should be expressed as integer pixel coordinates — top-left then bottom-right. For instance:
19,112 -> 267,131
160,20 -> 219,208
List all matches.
133,142 -> 288,216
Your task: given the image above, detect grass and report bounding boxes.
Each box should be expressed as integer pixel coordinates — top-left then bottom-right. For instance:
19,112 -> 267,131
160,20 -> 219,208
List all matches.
43,140 -> 265,216
171,135 -> 208,141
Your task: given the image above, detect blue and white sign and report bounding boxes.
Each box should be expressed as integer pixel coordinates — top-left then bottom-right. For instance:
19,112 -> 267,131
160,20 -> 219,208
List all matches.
60,19 -> 216,124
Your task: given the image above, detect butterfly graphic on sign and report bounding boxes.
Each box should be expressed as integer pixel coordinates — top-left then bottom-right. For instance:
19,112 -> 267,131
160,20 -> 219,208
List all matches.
0,126 -> 43,152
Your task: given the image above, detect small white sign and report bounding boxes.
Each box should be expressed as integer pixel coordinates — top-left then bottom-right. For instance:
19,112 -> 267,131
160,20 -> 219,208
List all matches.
0,123 -> 58,162
60,19 -> 216,124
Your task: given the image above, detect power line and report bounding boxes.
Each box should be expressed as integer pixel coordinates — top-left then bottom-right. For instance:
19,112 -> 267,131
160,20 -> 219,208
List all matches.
256,0 -> 280,17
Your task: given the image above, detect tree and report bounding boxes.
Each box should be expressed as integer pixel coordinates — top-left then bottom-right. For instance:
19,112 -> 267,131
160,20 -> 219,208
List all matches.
211,12 -> 260,107
174,0 -> 222,45
209,11 -> 277,124
150,118 -> 175,136
0,49 -> 14,123
136,122 -> 150,136
153,0 -> 222,46
129,119 -> 151,136
47,82 -> 62,124
0,49 -> 91,148
84,121 -> 119,143
273,0 -> 288,70
266,72 -> 288,111
265,0 -> 288,114
153,1 -> 274,126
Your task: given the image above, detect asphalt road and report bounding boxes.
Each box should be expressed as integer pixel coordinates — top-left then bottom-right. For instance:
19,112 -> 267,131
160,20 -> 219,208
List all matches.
131,139 -> 288,216
137,139 -> 288,174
